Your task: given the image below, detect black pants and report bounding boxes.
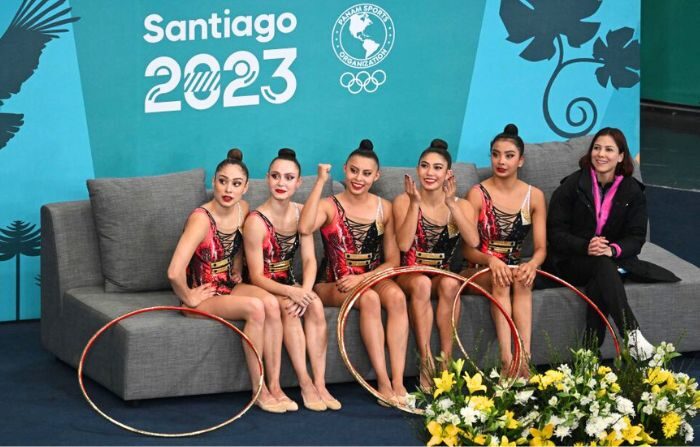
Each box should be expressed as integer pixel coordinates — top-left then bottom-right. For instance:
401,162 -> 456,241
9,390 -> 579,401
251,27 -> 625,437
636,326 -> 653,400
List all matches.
554,256 -> 639,346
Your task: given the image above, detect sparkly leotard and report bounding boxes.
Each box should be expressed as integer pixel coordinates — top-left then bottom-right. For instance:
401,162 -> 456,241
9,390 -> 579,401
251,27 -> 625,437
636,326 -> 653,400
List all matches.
319,196 -> 384,282
401,207 -> 460,270
475,184 -> 532,266
186,205 -> 243,295
249,205 -> 300,286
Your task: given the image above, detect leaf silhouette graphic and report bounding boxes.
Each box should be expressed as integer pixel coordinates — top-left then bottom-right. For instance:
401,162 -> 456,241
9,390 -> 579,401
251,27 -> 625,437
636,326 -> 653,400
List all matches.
0,220 -> 41,320
500,0 -> 602,61
592,27 -> 640,89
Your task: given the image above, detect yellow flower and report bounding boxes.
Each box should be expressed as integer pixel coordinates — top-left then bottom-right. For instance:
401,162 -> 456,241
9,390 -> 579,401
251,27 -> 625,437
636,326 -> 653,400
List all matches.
496,436 -> 516,446
499,410 -> 519,430
597,388 -> 607,399
468,395 -> 494,412
601,430 -> 623,446
471,434 -> 487,445
610,382 -> 621,393
427,421 -> 461,447
529,424 -> 554,446
692,390 -> 700,409
433,370 -> 456,398
640,429 -> 658,445
464,371 -> 487,394
452,358 -> 465,375
620,418 -> 643,444
598,366 -> 612,376
530,370 -> 565,390
663,375 -> 678,392
651,384 -> 661,394
645,367 -> 671,386
661,412 -> 681,439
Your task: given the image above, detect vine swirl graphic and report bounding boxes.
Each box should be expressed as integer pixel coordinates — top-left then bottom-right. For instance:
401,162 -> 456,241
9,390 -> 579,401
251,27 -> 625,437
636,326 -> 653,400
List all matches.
500,0 -> 640,138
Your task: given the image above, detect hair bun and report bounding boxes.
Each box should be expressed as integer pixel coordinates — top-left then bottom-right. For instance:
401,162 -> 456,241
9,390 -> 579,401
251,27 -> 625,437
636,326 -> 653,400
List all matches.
430,138 -> 448,150
227,148 -> 243,161
359,139 -> 374,151
503,124 -> 519,136
278,148 -> 296,159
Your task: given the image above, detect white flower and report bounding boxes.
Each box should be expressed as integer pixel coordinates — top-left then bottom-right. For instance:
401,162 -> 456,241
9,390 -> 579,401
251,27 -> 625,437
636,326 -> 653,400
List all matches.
449,413 -> 460,426
576,376 -> 584,384
436,412 -> 455,424
656,397 -> 670,412
587,378 -> 597,388
611,416 -> 627,434
425,406 -> 435,418
682,422 -> 694,443
438,398 -> 453,411
615,396 -> 635,416
515,389 -> 534,404
580,395 -> 592,406
489,368 -> 500,379
640,391 -> 651,401
604,372 -> 617,383
585,417 -> 606,438
558,364 -> 572,375
590,401 -> 600,416
549,415 -> 564,427
460,406 -> 479,426
405,394 -> 416,409
642,404 -> 654,415
554,425 -> 572,440
548,396 -> 559,406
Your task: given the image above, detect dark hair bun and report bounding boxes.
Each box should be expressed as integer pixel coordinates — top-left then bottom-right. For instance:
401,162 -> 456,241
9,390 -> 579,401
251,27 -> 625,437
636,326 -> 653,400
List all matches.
503,124 -> 519,136
227,148 -> 243,161
359,139 -> 374,151
278,148 -> 296,159
430,138 -> 448,150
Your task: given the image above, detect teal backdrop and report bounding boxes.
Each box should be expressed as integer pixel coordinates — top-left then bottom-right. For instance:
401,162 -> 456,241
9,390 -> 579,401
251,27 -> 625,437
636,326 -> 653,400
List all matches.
0,0 -> 641,321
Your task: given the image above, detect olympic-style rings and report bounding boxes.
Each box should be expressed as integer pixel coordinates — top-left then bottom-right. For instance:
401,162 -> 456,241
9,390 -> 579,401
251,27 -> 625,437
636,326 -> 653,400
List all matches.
339,70 -> 387,94
78,306 -> 264,438
338,265 -> 621,414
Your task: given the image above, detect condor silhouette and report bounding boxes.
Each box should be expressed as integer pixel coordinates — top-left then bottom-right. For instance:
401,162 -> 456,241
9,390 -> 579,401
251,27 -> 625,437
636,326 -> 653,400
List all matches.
0,0 -> 79,150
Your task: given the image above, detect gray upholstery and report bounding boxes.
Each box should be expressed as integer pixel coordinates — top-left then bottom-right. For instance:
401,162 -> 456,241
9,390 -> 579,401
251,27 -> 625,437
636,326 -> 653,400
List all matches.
87,169 -> 207,292
41,146 -> 700,401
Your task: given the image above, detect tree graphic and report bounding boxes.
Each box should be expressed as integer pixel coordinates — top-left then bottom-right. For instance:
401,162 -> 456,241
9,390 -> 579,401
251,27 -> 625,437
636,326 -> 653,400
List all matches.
0,220 -> 40,320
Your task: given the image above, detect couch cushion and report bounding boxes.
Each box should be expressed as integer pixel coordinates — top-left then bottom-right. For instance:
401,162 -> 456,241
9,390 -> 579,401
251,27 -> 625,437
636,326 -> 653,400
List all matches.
87,169 -> 207,292
369,162 -> 480,201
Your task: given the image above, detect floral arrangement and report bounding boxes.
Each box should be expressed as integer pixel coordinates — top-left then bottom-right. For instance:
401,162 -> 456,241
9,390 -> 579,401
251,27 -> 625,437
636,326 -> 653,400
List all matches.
411,343 -> 699,446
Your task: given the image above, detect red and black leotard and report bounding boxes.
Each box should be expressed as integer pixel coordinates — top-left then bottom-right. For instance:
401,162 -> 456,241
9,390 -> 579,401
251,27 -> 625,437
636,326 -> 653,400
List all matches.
186,206 -> 243,295
319,196 -> 384,282
475,184 -> 532,266
249,208 -> 300,286
401,207 -> 460,270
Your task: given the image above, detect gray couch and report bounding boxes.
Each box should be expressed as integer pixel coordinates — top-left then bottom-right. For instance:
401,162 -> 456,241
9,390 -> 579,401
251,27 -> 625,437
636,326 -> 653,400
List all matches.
41,136 -> 700,401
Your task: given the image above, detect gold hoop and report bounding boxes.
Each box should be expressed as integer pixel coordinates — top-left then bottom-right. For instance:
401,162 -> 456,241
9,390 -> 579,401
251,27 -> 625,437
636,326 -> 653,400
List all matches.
78,306 -> 264,438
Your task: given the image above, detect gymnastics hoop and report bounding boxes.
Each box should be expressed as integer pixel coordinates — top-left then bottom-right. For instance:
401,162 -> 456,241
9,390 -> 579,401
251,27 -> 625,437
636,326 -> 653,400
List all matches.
77,306 -> 264,438
453,267 -> 622,366
336,266 -> 523,415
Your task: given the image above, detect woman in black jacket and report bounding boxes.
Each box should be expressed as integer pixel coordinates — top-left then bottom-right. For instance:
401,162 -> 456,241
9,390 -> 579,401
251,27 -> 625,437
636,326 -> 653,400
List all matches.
546,127 -> 679,360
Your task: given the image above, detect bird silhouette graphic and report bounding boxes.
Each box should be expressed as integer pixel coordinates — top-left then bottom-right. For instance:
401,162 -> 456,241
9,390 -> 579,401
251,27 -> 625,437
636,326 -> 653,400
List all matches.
0,0 -> 79,150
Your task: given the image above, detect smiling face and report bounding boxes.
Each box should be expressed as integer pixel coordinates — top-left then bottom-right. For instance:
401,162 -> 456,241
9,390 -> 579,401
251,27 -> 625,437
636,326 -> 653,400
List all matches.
213,164 -> 248,208
344,155 -> 379,195
490,139 -> 523,178
590,135 -> 624,178
267,158 -> 301,200
417,152 -> 449,191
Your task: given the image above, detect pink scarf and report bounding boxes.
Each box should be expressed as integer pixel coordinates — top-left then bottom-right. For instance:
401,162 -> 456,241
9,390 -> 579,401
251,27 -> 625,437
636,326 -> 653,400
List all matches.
590,168 -> 624,236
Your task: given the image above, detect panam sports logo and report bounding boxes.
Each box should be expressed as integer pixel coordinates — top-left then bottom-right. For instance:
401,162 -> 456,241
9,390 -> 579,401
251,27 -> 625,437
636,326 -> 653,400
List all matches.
331,3 -> 395,94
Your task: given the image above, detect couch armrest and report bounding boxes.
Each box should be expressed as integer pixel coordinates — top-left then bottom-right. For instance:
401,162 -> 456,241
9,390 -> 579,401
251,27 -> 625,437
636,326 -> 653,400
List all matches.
41,201 -> 104,352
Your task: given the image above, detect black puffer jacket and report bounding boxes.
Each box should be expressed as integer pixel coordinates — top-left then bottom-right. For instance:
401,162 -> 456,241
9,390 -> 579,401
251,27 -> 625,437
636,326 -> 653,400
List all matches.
547,169 -> 679,283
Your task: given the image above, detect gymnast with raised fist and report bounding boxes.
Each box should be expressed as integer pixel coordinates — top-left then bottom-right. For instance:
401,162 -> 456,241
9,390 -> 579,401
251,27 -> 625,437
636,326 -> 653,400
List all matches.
298,139 -> 410,406
392,138 -> 480,389
243,148 -> 340,412
167,148 -> 290,413
463,125 -> 547,377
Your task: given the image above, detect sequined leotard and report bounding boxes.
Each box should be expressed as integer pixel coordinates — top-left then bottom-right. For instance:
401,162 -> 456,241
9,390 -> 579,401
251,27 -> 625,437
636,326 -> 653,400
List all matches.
319,196 -> 384,282
401,207 -> 460,270
186,205 -> 243,295
249,205 -> 300,286
475,184 -> 532,266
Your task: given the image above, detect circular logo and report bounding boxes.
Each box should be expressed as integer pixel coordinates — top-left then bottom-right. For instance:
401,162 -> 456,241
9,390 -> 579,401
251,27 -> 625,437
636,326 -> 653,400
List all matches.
332,3 -> 395,69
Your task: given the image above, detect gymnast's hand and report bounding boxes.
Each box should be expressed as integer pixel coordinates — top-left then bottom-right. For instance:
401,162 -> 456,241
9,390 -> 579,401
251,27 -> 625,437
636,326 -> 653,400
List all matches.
442,171 -> 458,205
515,260 -> 537,287
336,274 -> 365,293
287,286 -> 316,307
488,256 -> 513,288
187,283 -> 216,307
230,271 -> 243,284
283,297 -> 307,318
317,164 -> 331,183
404,174 -> 422,204
587,236 -> 611,257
